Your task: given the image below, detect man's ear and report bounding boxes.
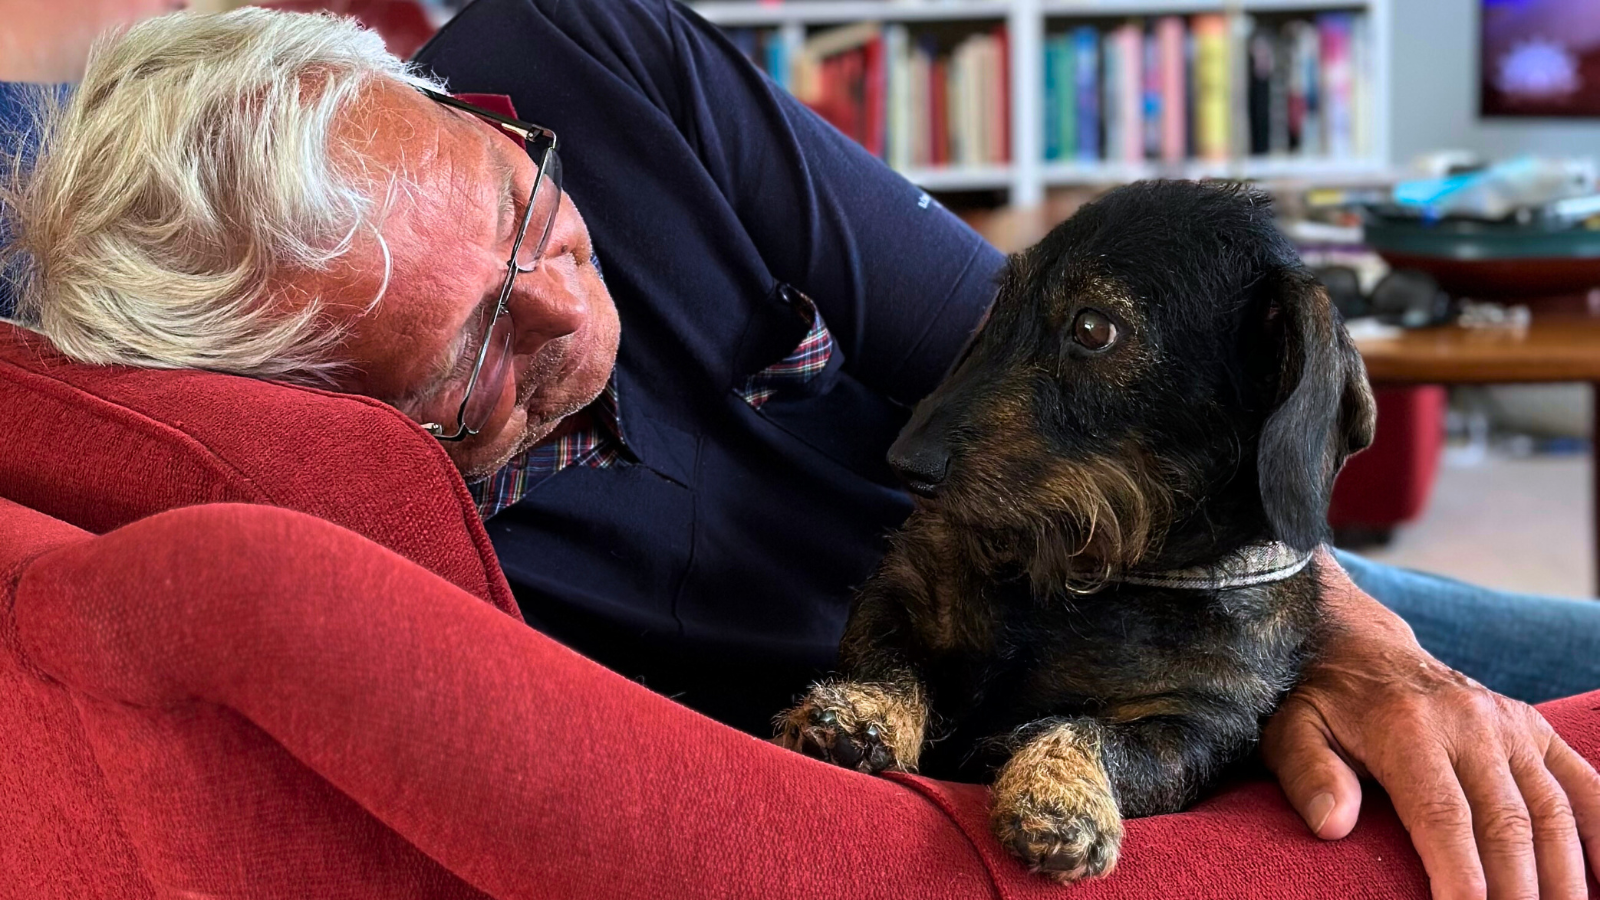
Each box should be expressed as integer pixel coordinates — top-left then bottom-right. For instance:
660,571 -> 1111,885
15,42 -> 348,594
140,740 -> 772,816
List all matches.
1257,268 -> 1377,552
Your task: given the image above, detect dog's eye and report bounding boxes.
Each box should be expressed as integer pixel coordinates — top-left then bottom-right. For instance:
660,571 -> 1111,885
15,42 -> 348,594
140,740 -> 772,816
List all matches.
1071,309 -> 1119,351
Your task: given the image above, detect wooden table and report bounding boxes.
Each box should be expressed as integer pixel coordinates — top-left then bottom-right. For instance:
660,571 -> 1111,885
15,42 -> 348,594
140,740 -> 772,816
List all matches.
1353,317 -> 1600,585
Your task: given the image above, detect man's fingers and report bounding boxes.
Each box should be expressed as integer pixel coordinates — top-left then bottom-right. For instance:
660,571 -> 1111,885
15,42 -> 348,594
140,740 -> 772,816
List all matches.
1261,700 -> 1362,839
1454,742 -> 1539,900
1377,744 -> 1487,900
1544,736 -> 1600,877
1507,747 -> 1587,900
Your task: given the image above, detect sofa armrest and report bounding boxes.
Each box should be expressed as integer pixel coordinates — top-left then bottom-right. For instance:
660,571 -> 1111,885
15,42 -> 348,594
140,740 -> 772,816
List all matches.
14,504 -> 990,899
15,503 -> 1600,899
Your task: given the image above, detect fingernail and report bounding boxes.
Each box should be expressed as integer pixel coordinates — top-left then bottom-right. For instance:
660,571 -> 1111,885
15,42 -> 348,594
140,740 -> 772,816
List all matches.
1308,792 -> 1336,835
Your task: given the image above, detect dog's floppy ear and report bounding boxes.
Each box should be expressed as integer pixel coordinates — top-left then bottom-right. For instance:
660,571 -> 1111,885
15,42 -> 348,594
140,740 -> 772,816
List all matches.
1257,268 -> 1377,551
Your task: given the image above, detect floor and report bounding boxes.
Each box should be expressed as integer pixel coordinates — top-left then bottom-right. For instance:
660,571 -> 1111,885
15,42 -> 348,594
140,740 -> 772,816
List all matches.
1353,450 -> 1592,600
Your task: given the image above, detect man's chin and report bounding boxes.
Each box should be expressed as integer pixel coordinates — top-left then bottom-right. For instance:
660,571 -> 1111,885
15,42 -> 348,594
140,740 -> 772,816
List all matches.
454,409 -> 549,484
453,391 -> 601,484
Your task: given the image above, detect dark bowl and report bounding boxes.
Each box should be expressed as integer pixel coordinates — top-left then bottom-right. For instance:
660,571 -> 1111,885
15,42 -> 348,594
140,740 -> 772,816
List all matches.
1362,214 -> 1600,298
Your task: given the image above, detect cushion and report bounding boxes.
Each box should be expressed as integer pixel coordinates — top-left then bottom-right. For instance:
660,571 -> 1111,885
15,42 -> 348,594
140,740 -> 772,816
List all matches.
0,322 -> 517,618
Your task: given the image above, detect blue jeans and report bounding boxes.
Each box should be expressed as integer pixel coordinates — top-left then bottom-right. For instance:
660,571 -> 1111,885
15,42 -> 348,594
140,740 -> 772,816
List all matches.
1334,550 -> 1600,704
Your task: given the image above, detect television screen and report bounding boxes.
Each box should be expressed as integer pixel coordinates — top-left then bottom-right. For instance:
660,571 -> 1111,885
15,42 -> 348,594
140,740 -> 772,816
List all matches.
1481,0 -> 1600,116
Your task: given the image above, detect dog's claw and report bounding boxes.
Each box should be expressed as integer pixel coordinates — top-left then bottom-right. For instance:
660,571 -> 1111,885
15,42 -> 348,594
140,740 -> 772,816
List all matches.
775,695 -> 900,774
1004,812 -> 1119,882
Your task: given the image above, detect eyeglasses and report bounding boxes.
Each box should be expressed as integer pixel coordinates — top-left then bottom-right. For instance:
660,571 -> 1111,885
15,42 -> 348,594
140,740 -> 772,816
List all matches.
414,87 -> 562,442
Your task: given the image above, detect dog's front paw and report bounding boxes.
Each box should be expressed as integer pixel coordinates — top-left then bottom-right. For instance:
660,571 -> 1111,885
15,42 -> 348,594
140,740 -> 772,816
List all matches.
991,724 -> 1123,882
774,680 -> 925,773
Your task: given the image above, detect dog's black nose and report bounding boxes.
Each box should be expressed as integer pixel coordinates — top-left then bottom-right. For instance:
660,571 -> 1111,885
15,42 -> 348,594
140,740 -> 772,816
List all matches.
888,444 -> 950,498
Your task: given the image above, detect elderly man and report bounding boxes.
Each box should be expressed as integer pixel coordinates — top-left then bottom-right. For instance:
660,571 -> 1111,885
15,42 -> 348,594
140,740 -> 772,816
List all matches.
5,2 -> 1600,897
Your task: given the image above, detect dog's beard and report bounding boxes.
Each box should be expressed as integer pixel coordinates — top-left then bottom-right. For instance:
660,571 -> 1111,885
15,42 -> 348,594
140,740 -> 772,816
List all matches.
932,442 -> 1174,596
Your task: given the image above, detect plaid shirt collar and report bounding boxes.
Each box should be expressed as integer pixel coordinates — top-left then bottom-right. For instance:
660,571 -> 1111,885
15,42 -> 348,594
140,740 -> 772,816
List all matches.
466,282 -> 833,521
467,374 -> 628,520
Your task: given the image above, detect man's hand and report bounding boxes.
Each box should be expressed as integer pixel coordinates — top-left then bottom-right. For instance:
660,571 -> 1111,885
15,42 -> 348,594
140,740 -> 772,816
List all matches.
1262,550 -> 1600,900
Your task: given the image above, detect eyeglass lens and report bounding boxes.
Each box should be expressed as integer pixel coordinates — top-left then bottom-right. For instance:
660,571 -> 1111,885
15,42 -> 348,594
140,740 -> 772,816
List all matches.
513,149 -> 562,272
462,303 -> 516,434
459,148 -> 561,435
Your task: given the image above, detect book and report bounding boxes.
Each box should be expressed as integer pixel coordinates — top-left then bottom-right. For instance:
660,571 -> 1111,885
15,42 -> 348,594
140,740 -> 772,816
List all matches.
1143,24 -> 1162,160
1284,19 -> 1320,155
1192,13 -> 1230,162
1157,16 -> 1186,164
885,23 -> 910,169
930,50 -> 949,166
864,31 -> 886,158
1319,13 -> 1354,159
1351,12 -> 1372,159
993,26 -> 1010,163
764,32 -> 789,91
1247,21 -> 1275,156
1044,35 -> 1063,161
1073,25 -> 1101,161
1102,27 -> 1122,162
1116,22 -> 1144,164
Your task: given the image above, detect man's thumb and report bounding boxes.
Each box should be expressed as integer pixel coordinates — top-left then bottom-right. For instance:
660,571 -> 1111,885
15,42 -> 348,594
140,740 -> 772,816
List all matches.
1261,700 -> 1363,840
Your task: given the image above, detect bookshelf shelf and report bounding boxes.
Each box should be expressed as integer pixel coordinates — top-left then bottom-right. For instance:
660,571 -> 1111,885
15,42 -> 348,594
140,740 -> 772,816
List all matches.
689,0 -> 1393,205
694,0 -> 1375,24
1040,157 -> 1388,185
694,1 -> 1013,26
900,165 -> 1016,190
1040,0 -> 1369,13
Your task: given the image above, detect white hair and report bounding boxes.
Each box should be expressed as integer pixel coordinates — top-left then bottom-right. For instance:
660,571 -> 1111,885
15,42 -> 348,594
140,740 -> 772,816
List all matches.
0,8 -> 444,385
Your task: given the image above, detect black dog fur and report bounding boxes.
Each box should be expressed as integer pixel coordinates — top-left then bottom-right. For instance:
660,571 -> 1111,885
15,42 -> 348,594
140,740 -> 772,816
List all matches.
775,180 -> 1376,881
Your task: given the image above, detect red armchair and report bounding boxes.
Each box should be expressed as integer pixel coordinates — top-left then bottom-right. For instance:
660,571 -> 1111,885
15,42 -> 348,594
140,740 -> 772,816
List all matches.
1,322 -> 1597,899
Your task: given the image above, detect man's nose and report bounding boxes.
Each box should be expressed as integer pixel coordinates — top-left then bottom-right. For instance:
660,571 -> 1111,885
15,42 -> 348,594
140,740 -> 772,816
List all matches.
506,265 -> 588,353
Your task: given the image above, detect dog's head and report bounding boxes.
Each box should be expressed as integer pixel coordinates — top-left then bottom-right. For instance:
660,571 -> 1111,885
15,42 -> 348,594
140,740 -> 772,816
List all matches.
890,181 -> 1374,589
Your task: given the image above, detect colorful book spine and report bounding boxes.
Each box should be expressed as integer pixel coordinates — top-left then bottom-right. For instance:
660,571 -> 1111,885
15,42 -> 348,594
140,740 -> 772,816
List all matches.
1142,25 -> 1162,161
863,32 -> 886,158
930,50 -> 949,166
1192,13 -> 1230,162
1247,22 -> 1274,156
1117,22 -> 1144,164
993,26 -> 1010,163
1056,35 -> 1077,162
1157,16 -> 1186,164
765,33 -> 789,91
1319,13 -> 1354,160
885,24 -> 909,169
1102,28 -> 1122,162
1073,25 -> 1101,161
1351,12 -> 1372,159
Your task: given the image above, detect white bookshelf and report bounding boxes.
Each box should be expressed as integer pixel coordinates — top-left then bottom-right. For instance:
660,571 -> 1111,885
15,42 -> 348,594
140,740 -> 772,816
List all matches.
688,0 -> 1392,205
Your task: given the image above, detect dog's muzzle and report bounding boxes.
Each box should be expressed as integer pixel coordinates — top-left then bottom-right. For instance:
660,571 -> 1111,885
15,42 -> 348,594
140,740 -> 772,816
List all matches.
888,437 -> 950,498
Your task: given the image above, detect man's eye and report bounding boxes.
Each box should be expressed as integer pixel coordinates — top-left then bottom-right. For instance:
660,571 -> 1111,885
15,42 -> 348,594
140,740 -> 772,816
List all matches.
1071,309 -> 1119,351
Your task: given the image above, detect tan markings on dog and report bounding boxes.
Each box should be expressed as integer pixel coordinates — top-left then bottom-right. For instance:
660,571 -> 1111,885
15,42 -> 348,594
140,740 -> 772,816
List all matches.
863,512 -> 994,654
1104,696 -> 1192,723
774,677 -> 928,772
945,398 -> 1174,594
991,722 -> 1124,882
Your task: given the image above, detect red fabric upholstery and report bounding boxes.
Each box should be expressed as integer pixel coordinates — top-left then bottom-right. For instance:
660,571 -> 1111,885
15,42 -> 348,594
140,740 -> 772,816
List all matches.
0,322 -> 516,619
1329,385 -> 1448,531
5,500 -> 1599,898
0,502 -> 151,900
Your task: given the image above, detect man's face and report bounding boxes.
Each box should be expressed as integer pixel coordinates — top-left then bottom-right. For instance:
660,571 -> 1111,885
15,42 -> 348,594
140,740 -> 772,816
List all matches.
309,80 -> 621,480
